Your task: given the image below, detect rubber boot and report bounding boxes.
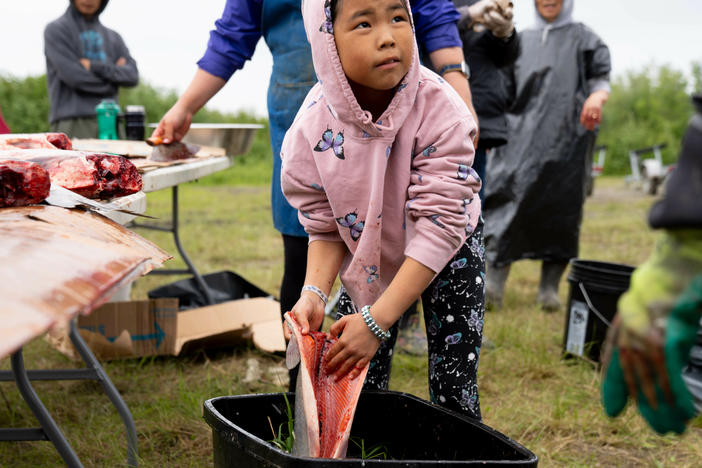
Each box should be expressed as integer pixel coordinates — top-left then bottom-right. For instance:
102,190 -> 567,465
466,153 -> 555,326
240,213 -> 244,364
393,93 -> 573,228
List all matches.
537,261 -> 568,311
485,263 -> 510,309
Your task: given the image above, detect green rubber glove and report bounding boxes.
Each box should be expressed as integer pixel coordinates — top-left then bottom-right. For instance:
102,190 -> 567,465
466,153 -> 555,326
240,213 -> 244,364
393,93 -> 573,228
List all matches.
601,230 -> 702,434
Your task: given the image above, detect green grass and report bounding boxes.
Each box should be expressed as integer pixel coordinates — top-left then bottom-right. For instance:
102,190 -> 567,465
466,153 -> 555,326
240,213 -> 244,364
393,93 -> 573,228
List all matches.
1,176 -> 701,466
267,392 -> 295,453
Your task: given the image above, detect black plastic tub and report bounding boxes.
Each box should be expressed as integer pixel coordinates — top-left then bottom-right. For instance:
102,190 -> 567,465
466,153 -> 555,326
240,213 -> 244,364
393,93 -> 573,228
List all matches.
203,391 -> 538,467
148,270 -> 271,309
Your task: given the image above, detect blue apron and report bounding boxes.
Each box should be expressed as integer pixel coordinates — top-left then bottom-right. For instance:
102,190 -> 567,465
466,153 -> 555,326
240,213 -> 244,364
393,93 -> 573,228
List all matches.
262,0 -> 317,237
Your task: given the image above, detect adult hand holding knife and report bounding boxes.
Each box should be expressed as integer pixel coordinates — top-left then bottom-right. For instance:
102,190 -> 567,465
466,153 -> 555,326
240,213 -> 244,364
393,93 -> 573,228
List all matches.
150,69 -> 226,144
145,136 -> 200,162
148,69 -> 224,161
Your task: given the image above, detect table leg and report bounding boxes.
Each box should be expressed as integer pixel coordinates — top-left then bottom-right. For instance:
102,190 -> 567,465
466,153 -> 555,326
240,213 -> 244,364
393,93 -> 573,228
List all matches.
133,185 -> 215,305
68,320 -> 139,467
9,349 -> 83,468
0,321 -> 139,466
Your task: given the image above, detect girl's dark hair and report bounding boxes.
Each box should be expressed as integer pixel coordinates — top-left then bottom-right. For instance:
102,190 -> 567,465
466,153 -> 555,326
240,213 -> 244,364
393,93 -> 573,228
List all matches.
330,0 -> 341,23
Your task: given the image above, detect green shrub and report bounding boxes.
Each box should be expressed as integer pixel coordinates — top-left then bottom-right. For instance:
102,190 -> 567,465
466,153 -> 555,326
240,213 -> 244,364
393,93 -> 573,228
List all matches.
597,64 -> 699,175
0,74 -> 273,185
4,63 -> 701,177
0,74 -> 51,133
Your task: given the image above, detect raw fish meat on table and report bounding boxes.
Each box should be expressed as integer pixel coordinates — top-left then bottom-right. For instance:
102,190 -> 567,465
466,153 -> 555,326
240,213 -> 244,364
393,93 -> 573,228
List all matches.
0,205 -> 171,360
0,148 -> 142,199
0,160 -> 50,207
0,132 -> 73,150
284,312 -> 369,459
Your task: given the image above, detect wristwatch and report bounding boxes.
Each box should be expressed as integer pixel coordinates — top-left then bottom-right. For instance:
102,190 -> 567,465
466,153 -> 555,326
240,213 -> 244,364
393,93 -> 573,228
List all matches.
438,61 -> 470,79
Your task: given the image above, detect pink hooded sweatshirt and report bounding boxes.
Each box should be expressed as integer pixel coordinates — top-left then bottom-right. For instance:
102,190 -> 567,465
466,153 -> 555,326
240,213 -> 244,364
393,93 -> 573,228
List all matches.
281,0 -> 481,309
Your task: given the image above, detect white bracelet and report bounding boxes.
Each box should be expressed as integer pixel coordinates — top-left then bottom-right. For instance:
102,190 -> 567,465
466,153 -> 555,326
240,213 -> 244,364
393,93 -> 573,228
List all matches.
361,305 -> 391,341
301,285 -> 328,305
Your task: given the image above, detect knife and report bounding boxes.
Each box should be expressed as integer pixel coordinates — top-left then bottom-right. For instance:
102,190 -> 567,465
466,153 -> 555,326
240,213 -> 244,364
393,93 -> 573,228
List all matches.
44,183 -> 155,218
145,136 -> 200,162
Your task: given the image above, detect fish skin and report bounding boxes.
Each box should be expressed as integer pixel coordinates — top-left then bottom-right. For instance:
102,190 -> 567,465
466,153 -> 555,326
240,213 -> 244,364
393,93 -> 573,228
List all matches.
290,328 -> 324,457
284,312 -> 369,459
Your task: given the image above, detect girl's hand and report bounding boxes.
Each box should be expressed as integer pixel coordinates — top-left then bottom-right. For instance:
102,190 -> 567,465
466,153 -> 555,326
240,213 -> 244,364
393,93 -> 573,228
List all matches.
580,90 -> 609,131
283,293 -> 325,340
325,314 -> 381,381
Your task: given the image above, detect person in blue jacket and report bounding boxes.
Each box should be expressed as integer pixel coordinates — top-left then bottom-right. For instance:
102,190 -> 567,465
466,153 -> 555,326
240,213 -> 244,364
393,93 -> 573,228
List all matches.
151,0 -> 478,390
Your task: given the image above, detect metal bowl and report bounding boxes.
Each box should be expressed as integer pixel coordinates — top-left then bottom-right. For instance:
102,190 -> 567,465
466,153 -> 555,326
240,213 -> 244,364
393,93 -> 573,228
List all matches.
148,123 -> 263,156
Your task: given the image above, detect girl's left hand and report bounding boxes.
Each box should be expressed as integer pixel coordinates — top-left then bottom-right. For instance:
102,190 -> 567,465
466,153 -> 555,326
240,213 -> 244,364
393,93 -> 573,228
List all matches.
325,314 -> 381,381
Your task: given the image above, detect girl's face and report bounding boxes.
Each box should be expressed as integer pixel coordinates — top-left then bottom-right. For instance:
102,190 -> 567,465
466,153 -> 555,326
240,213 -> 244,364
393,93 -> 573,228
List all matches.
535,0 -> 563,23
333,0 -> 413,92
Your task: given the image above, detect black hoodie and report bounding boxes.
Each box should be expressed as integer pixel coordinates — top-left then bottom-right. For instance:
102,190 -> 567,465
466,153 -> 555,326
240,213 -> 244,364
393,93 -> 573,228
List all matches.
649,95 -> 702,229
453,0 -> 520,149
44,0 -> 138,123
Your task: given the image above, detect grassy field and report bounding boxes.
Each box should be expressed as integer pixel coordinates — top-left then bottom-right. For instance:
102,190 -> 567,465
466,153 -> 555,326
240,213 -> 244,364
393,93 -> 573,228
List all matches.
1,174 -> 701,467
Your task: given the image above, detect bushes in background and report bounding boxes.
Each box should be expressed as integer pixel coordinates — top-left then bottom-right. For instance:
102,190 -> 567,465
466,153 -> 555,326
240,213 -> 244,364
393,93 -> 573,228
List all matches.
2,62 -> 701,175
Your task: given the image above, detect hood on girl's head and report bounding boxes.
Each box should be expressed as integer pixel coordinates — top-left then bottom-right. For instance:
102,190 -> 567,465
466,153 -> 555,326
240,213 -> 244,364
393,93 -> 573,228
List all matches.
301,0 -> 420,132
301,0 -> 416,55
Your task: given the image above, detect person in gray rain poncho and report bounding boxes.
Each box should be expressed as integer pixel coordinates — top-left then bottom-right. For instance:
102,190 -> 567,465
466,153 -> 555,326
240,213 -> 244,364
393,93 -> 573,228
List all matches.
483,0 -> 611,309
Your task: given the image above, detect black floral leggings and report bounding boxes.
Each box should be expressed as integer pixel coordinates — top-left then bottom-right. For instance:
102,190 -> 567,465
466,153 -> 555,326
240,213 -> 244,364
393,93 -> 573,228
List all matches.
336,220 -> 485,420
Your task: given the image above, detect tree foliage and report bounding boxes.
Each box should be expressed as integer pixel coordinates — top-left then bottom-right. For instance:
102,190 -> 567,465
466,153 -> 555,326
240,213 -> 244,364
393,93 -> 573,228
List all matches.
0,74 -> 270,166
0,74 -> 51,133
692,61 -> 702,94
2,63 -> 700,175
597,64 -> 696,174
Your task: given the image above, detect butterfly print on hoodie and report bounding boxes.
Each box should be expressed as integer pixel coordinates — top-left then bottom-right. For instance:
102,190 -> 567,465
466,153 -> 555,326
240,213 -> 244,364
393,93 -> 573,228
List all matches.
336,211 -> 364,241
314,128 -> 345,159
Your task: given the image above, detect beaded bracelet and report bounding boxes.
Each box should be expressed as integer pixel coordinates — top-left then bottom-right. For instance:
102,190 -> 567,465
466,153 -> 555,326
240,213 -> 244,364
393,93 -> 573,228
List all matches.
361,305 -> 391,341
301,285 -> 328,305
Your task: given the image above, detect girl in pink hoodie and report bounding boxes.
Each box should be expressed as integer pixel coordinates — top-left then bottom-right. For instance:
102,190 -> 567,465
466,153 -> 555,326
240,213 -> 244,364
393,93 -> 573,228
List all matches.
282,0 -> 484,419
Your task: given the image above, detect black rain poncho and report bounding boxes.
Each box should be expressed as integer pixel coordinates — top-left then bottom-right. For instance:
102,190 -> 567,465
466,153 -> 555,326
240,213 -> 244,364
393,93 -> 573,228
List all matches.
483,2 -> 611,267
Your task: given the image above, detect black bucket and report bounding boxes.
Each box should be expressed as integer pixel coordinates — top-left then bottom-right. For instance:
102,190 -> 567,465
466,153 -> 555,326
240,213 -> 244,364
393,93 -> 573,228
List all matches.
563,259 -> 635,363
203,391 -> 538,467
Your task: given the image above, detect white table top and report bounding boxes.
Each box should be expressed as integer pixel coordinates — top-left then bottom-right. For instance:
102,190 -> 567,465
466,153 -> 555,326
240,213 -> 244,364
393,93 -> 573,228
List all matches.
140,156 -> 232,193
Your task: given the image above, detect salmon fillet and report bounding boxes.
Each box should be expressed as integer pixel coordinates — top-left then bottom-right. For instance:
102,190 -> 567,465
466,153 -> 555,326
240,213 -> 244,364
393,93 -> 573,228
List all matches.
284,312 -> 369,458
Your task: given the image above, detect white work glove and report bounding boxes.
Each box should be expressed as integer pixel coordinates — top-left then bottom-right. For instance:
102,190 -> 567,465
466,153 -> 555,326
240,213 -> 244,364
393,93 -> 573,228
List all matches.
457,0 -> 497,29
482,7 -> 514,38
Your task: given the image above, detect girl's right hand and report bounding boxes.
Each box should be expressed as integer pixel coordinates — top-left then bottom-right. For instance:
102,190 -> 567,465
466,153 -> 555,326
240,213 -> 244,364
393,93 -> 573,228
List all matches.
283,293 -> 325,340
151,103 -> 193,145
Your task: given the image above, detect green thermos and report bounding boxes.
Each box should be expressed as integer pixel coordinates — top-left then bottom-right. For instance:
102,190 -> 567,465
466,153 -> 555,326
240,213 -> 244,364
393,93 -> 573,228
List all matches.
96,99 -> 121,140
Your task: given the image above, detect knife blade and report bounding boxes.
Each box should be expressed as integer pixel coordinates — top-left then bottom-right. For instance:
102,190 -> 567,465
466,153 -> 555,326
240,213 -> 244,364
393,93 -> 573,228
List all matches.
44,183 -> 155,218
145,136 -> 200,162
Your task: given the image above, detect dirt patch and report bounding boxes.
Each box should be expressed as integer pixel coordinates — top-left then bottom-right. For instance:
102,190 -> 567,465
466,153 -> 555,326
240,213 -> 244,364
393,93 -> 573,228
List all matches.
588,179 -> 659,204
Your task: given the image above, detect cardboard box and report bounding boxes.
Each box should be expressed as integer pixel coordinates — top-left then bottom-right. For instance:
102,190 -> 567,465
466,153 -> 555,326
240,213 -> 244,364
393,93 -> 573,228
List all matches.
74,297 -> 286,360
